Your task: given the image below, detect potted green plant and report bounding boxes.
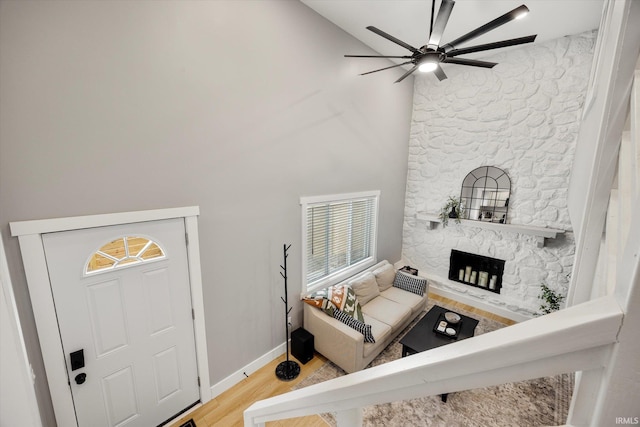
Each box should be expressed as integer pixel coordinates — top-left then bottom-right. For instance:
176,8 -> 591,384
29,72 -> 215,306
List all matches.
538,283 -> 564,315
439,196 -> 465,227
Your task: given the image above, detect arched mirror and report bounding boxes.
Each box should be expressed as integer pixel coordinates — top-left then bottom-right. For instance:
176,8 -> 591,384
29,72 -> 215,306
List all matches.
460,166 -> 510,223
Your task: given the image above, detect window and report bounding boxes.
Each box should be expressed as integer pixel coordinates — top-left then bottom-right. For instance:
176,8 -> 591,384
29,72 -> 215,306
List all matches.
85,236 -> 165,275
301,191 -> 379,293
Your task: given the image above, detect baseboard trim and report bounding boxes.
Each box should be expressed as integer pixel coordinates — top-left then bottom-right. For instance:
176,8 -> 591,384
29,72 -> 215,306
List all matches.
209,342 -> 287,398
428,285 -> 532,323
392,260 -> 534,323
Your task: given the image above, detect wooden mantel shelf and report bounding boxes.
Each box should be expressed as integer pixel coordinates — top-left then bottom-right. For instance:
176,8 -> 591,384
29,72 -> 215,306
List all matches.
415,212 -> 565,248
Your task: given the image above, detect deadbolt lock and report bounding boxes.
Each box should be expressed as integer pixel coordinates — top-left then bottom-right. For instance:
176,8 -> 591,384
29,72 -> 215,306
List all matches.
75,373 -> 87,385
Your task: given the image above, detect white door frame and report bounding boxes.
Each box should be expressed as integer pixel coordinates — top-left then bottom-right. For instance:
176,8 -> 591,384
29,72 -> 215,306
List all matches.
10,207 -> 211,427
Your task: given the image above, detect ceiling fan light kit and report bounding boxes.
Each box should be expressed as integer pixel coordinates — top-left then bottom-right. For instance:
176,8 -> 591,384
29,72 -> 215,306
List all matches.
418,52 -> 441,72
344,0 -> 537,82
419,61 -> 439,73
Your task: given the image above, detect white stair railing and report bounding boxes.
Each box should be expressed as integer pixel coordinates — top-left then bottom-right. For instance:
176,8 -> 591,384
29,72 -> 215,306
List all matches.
618,130 -> 632,252
632,70 -> 640,192
244,296 -> 622,427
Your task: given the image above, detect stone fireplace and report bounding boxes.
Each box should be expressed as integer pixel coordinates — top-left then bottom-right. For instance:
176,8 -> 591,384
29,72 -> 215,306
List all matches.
400,31 -> 595,318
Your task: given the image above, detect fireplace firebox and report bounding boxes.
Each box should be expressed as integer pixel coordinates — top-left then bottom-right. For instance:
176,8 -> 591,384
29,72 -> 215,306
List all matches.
448,249 -> 505,294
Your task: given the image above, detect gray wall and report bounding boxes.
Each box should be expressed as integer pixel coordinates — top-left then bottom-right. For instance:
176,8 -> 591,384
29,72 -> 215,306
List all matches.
0,0 -> 413,422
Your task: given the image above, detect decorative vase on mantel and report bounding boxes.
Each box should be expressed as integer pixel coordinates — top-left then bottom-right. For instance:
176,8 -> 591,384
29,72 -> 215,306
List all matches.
448,206 -> 457,218
439,196 -> 464,227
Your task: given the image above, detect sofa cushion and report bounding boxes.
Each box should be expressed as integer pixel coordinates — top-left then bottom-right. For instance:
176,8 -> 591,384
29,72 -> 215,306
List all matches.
393,271 -> 427,296
303,284 -> 364,321
349,272 -> 380,305
373,263 -> 395,291
380,287 -> 426,315
361,296 -> 412,328
362,315 -> 392,358
333,309 -> 375,343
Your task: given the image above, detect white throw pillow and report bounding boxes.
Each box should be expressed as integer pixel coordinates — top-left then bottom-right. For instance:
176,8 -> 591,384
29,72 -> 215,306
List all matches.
349,272 -> 380,305
373,263 -> 395,291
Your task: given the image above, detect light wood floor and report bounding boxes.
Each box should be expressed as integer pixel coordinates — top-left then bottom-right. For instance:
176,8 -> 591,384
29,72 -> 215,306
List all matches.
429,292 -> 516,326
168,353 -> 330,427
168,293 -> 514,427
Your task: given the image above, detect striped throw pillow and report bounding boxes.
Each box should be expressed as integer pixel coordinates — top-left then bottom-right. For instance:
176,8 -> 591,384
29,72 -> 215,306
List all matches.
333,309 -> 375,343
393,271 -> 427,296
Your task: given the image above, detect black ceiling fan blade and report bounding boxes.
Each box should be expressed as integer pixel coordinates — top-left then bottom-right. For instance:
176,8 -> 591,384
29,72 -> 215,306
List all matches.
447,35 -> 537,57
441,4 -> 530,52
367,26 -> 420,54
360,61 -> 414,76
429,0 -> 436,40
428,0 -> 455,49
345,54 -> 414,59
434,65 -> 448,81
394,64 -> 419,83
443,57 -> 497,68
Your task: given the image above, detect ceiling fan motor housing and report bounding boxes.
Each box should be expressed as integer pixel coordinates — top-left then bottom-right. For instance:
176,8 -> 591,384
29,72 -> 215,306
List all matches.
415,50 -> 445,66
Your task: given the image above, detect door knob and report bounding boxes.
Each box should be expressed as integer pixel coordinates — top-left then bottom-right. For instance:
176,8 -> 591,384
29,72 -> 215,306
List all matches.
75,373 -> 87,385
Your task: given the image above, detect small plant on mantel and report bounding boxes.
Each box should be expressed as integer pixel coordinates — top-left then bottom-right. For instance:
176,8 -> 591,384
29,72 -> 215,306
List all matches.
439,196 -> 465,227
538,283 -> 564,315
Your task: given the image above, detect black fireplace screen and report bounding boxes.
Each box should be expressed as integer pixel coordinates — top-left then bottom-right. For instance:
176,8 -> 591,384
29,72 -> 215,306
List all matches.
448,249 -> 505,294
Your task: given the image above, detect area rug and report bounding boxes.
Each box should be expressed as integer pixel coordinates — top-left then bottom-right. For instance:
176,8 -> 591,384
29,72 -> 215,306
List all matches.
295,300 -> 573,427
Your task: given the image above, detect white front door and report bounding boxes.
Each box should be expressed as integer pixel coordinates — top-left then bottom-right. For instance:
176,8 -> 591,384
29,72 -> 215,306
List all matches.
42,218 -> 199,427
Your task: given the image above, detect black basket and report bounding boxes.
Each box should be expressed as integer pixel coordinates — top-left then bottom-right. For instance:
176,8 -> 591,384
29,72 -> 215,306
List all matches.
399,265 -> 418,276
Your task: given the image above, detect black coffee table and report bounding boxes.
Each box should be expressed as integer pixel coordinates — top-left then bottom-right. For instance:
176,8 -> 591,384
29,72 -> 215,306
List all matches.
399,305 -> 479,401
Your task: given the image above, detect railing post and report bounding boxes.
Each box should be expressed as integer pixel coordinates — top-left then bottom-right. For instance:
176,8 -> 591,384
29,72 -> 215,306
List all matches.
243,414 -> 264,427
336,407 -> 363,426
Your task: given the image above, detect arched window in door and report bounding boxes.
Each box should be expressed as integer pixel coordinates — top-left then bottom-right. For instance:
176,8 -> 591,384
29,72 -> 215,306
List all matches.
85,236 -> 165,275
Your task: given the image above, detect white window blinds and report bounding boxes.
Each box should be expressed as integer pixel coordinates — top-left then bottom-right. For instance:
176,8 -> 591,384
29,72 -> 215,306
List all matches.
301,191 -> 379,292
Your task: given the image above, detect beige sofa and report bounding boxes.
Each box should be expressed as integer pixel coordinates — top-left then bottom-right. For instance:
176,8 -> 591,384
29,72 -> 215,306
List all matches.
303,260 -> 428,373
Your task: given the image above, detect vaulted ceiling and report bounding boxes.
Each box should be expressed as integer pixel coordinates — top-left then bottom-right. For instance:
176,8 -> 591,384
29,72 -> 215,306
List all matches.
302,0 -> 604,72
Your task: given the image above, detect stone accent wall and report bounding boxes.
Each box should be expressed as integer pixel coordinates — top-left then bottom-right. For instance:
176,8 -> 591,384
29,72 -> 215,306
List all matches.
402,31 -> 596,317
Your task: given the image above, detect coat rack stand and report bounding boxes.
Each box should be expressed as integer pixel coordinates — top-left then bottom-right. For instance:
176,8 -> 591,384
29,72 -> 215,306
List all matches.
275,244 -> 300,381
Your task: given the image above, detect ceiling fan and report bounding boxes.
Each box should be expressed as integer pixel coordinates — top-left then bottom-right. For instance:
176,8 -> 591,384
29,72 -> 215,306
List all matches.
345,0 -> 537,83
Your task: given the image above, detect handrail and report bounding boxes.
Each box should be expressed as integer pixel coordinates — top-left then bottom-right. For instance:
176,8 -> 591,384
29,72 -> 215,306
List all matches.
244,296 -> 622,427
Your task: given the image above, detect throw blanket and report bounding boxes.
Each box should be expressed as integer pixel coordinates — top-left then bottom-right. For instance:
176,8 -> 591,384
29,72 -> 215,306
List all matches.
303,285 -> 364,321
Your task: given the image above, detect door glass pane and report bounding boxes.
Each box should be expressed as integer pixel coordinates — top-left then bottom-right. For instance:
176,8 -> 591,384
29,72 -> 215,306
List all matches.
86,236 -> 166,274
